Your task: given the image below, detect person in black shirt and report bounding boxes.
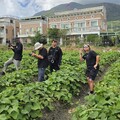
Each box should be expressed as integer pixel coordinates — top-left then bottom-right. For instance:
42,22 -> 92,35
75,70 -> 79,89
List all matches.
32,42 -> 48,82
1,38 -> 23,75
48,40 -> 62,73
80,44 -> 100,94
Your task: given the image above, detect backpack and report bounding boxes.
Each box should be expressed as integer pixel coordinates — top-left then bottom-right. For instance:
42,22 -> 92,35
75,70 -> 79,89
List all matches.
48,46 -> 60,64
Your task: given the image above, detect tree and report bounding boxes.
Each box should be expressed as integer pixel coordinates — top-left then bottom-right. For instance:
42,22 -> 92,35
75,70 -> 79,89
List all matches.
87,34 -> 101,45
47,28 -> 60,40
59,29 -> 68,38
30,31 -> 47,45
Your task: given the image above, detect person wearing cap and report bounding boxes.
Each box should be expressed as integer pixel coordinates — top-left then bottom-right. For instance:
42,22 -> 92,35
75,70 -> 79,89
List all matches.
80,44 -> 100,94
0,38 -> 23,75
48,40 -> 62,73
32,42 -> 48,82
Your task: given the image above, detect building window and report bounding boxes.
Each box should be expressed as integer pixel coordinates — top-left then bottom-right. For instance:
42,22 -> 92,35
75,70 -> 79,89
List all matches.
82,16 -> 86,19
29,28 -> 34,33
61,24 -> 70,29
6,29 -> 8,34
74,22 -> 85,28
67,17 -> 70,20
30,28 -> 32,33
91,21 -> 98,27
50,24 -> 57,28
74,22 -> 85,31
87,12 -> 90,14
37,27 -> 40,31
12,29 -> 14,36
10,20 -> 13,23
32,28 -> 34,32
26,29 -> 29,34
0,39 -> 2,44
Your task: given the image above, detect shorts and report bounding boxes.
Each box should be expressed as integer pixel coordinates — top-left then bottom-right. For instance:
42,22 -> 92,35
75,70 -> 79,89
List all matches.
86,66 -> 99,80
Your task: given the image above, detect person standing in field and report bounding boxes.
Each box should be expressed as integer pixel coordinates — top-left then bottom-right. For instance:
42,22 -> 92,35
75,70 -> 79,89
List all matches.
32,42 -> 48,82
48,40 -> 62,73
80,44 -> 100,94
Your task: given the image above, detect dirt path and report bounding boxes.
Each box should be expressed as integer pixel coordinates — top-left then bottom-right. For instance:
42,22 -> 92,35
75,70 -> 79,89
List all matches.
39,65 -> 109,120
0,65 -> 110,120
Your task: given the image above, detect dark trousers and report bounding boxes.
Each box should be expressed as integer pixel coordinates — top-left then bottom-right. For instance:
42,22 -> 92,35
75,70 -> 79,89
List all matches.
50,64 -> 60,73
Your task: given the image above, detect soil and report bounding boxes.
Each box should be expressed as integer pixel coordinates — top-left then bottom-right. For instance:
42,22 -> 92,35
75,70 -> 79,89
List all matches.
39,65 -> 109,120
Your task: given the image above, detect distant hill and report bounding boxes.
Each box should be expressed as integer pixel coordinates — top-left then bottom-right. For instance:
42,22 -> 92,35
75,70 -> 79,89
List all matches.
34,2 -> 120,21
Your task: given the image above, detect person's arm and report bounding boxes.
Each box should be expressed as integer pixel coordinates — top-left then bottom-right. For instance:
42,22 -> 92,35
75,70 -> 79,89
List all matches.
94,55 -> 100,69
80,53 -> 84,61
48,47 -> 51,56
32,53 -> 44,59
10,46 -> 15,51
58,47 -> 62,65
32,48 -> 47,60
80,49 -> 84,62
12,43 -> 23,53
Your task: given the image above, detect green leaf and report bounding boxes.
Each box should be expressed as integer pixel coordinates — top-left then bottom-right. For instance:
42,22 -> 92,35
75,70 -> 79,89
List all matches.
80,114 -> 88,120
11,111 -> 19,119
22,103 -> 32,113
99,112 -> 107,119
1,98 -> 11,104
108,116 -> 117,120
21,109 -> 29,115
30,110 -> 42,118
32,102 -> 40,110
0,114 -> 7,120
0,105 -> 6,113
47,104 -> 54,110
89,111 -> 99,119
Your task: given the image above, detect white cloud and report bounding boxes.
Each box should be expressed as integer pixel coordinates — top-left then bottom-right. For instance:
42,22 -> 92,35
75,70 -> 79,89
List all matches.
0,0 -> 119,18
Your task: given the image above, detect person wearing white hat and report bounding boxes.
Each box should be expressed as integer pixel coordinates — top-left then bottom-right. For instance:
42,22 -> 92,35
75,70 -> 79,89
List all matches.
32,42 -> 48,82
80,44 -> 100,94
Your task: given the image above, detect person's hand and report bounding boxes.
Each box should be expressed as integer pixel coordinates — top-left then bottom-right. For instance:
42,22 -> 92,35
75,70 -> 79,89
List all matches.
31,53 -> 36,57
79,48 -> 83,56
10,46 -> 14,49
94,64 -> 98,69
58,64 -> 60,69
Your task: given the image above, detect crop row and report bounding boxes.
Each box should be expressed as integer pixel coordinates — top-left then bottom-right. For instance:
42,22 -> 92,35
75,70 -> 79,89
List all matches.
72,57 -> 120,120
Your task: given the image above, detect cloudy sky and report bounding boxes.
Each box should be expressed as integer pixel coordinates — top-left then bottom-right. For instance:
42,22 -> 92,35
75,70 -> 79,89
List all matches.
0,0 -> 119,18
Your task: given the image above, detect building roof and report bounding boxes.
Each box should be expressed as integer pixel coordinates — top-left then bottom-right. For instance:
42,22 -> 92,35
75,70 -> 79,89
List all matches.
20,16 -> 47,21
0,15 -> 19,20
50,6 -> 105,17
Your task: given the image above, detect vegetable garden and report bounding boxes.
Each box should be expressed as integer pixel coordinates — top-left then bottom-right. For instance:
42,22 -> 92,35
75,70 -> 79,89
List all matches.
0,49 -> 120,120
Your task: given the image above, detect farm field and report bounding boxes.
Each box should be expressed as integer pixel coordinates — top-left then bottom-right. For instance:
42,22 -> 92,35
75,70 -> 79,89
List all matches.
0,47 -> 120,120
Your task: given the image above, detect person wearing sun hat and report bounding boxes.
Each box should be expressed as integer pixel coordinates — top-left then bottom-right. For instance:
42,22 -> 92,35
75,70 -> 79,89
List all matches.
32,42 -> 48,82
80,44 -> 100,94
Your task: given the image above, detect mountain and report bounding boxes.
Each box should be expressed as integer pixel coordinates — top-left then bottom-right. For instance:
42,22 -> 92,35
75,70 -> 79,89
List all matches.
34,2 -> 120,21
34,2 -> 82,17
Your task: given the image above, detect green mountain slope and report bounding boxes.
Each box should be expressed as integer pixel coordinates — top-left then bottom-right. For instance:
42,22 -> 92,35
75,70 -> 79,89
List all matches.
34,2 -> 120,21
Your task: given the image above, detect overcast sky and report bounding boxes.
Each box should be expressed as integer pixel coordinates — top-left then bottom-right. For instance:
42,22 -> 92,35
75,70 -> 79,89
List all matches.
0,0 -> 119,18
